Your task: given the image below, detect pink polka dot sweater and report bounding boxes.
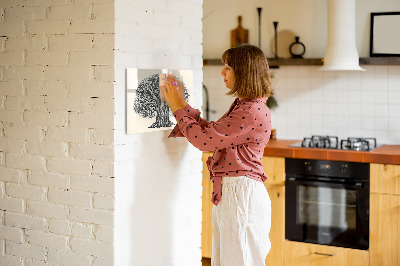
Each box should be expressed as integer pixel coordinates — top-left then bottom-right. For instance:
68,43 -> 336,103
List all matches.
168,97 -> 272,206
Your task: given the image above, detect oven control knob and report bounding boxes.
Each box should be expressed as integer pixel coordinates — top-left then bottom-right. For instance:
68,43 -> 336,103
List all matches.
340,164 -> 347,174
304,162 -> 312,171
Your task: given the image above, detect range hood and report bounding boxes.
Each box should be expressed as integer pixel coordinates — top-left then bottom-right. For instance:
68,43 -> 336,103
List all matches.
320,0 -> 365,71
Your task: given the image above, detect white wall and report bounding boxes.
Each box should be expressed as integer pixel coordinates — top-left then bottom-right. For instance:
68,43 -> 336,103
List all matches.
0,0 -> 115,265
203,0 -> 400,145
271,65 -> 400,144
1,0 -> 204,265
204,0 -> 326,58
204,64 -> 400,145
203,0 -> 400,58
113,0 -> 203,265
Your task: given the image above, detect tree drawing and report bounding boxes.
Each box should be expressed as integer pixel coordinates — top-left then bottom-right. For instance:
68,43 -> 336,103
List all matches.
133,74 -> 189,128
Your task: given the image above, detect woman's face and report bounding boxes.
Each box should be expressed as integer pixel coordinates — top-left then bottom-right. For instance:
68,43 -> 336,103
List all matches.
220,64 -> 235,89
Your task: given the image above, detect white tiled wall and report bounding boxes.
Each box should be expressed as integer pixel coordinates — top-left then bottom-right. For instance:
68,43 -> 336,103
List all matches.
203,65 -> 400,144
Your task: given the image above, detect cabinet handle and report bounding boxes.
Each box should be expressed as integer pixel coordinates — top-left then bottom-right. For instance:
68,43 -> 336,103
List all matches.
314,252 -> 335,257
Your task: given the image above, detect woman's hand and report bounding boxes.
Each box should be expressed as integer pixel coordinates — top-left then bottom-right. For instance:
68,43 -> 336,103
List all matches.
169,75 -> 187,108
160,76 -> 185,113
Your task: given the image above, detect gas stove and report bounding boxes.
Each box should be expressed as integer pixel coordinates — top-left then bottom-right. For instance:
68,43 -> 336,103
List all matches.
289,135 -> 381,151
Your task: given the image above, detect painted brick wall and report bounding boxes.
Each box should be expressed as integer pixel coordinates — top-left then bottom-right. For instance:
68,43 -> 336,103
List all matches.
0,0 -> 115,265
113,0 -> 204,265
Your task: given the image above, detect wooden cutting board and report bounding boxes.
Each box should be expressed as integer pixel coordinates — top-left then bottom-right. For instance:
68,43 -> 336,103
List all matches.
231,16 -> 249,48
270,29 -> 296,58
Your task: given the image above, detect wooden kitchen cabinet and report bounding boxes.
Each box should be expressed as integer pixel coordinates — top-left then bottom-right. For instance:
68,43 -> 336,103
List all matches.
264,184 -> 285,266
370,163 -> 400,195
370,163 -> 400,266
261,156 -> 285,185
284,241 -> 369,266
261,156 -> 285,266
370,193 -> 400,266
201,154 -> 286,266
202,152 -> 213,258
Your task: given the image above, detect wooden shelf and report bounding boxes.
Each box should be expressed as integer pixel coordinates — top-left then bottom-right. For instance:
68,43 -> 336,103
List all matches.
203,57 -> 400,67
203,58 -> 323,67
202,59 -> 223,66
359,57 -> 400,65
268,58 -> 323,67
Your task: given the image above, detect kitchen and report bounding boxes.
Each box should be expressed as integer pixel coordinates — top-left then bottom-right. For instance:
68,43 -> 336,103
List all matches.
0,0 -> 398,264
202,0 -> 400,265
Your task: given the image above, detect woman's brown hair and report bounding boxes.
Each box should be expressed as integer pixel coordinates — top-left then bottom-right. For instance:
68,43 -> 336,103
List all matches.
221,44 -> 273,99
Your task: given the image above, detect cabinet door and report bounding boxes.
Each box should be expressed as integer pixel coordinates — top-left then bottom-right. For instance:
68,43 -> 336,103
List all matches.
202,152 -> 213,258
261,156 -> 285,185
264,184 -> 284,266
370,193 -> 400,266
284,241 -> 369,266
370,163 -> 400,195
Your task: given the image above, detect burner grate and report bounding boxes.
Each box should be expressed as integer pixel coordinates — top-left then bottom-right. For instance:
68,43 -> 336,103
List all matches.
296,136 -> 378,151
340,137 -> 377,151
301,135 -> 339,149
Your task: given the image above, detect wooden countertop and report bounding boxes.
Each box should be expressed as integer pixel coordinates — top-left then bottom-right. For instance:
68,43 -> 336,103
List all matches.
263,139 -> 400,165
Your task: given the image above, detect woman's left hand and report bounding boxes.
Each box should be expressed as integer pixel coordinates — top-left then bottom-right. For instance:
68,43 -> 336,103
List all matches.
160,76 -> 184,113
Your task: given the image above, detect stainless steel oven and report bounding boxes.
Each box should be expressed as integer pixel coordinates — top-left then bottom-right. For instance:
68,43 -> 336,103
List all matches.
285,158 -> 369,250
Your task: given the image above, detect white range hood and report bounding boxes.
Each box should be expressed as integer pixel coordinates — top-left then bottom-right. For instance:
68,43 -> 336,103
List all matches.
320,0 -> 365,71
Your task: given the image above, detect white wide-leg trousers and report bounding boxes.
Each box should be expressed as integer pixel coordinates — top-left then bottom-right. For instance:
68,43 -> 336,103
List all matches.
211,176 -> 271,266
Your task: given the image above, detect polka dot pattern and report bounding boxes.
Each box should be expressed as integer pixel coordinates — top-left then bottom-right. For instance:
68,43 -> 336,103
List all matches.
168,98 -> 272,206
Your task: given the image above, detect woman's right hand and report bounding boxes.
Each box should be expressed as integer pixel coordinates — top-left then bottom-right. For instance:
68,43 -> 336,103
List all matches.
168,74 -> 187,108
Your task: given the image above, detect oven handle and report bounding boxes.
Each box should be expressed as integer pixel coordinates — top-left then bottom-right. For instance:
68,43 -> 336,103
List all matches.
286,177 -> 364,189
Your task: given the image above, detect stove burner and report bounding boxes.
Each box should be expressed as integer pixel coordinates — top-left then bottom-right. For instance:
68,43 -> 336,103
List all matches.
340,137 -> 377,151
295,136 -> 378,151
301,135 -> 339,149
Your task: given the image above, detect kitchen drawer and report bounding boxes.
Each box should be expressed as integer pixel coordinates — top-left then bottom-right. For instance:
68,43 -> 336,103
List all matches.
284,240 -> 369,266
370,163 -> 400,196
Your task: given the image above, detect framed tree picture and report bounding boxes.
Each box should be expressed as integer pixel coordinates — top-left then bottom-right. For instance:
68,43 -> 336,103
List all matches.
126,69 -> 193,134
370,12 -> 400,57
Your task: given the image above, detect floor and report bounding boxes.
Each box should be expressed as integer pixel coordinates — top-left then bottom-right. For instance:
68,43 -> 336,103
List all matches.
202,257 -> 211,266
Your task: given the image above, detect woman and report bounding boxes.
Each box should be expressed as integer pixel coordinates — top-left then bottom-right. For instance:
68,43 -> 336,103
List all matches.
162,44 -> 273,266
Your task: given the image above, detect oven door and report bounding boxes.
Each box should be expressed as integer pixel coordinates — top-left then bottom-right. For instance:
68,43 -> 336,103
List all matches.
285,177 -> 369,250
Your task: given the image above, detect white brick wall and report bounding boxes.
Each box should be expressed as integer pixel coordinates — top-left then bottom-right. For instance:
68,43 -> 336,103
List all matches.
25,230 -> 69,251
0,225 -> 24,243
0,0 -> 115,265
47,250 -> 92,266
5,213 -> 48,231
1,0 -> 204,264
27,200 -> 69,220
5,241 -> 46,261
114,0 -> 203,266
